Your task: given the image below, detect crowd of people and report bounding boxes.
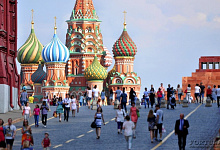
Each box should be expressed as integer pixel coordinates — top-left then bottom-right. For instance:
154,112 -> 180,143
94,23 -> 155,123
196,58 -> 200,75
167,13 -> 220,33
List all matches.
1,82 -> 220,150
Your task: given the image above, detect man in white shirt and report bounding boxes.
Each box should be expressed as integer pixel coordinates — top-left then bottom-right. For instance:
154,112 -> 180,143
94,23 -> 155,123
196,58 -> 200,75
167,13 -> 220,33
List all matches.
5,118 -> 16,150
92,85 -> 99,101
143,88 -> 150,108
63,94 -> 71,122
194,84 -> 200,103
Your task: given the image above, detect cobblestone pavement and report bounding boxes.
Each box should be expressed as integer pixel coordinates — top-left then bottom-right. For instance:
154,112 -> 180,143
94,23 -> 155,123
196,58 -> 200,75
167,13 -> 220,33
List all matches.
10,103 -> 220,150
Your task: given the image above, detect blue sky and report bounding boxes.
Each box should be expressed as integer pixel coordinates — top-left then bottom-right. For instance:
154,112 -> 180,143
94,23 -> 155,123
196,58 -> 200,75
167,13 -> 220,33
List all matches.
17,0 -> 220,93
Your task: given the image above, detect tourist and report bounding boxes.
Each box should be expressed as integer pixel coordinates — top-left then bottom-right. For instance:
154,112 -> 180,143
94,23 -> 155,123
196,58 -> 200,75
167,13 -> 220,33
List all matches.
5,118 -> 16,150
159,83 -> 165,99
115,104 -> 126,134
147,110 -> 156,143
52,95 -> 57,106
22,133 -> 33,150
115,87 -> 122,101
0,119 -> 6,149
56,97 -> 64,122
150,85 -> 156,108
79,94 -> 83,106
129,88 -> 136,104
92,85 -> 100,103
63,94 -> 71,122
94,107 -> 105,139
84,89 -> 87,106
21,120 -> 33,148
207,86 -> 212,101
120,88 -> 128,113
109,89 -> 114,105
70,95 -> 77,117
167,84 -> 172,109
122,115 -> 135,150
28,94 -> 34,104
199,82 -> 205,104
23,102 -> 31,122
186,84 -> 191,103
194,84 -> 200,103
157,88 -> 163,106
144,87 -> 150,108
40,101 -> 49,127
41,132 -> 51,150
20,89 -> 28,109
87,87 -> 92,109
129,102 -> 139,138
176,84 -> 183,104
212,85 -> 217,103
216,85 -> 220,108
101,89 -> 105,106
175,113 -> 189,150
33,104 -> 40,127
97,98 -> 101,108
155,104 -> 163,142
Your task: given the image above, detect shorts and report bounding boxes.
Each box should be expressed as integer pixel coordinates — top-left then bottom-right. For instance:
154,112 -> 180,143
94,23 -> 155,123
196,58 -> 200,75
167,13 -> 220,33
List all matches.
200,93 -> 204,98
6,139 -> 14,146
157,123 -> 163,133
0,141 -> 6,148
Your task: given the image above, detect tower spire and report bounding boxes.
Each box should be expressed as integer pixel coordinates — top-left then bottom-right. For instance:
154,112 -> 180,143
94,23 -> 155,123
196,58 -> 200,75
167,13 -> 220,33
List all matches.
123,11 -> 127,30
31,9 -> 34,29
54,16 -> 57,34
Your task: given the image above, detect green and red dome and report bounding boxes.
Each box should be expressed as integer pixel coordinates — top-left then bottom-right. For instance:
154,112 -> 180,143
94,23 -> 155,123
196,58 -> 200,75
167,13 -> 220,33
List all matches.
113,29 -> 137,57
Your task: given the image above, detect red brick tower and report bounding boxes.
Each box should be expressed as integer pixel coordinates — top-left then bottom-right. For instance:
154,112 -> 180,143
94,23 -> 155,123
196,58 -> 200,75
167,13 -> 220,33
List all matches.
65,0 -> 112,97
0,0 -> 20,113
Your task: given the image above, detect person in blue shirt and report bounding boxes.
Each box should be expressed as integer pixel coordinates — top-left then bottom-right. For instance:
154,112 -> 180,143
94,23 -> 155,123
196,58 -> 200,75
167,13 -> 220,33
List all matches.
120,88 -> 128,113
79,95 -> 84,106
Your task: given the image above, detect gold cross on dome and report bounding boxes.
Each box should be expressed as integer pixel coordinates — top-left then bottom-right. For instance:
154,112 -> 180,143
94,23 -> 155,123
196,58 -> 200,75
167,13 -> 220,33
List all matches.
123,11 -> 127,29
31,9 -> 34,28
54,16 -> 57,34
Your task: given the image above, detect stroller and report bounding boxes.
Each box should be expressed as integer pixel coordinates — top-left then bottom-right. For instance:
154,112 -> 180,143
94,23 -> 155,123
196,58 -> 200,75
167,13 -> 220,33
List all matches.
169,95 -> 176,109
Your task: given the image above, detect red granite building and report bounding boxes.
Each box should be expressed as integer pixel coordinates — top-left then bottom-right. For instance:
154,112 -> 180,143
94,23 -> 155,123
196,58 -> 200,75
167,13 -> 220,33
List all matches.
0,0 -> 20,113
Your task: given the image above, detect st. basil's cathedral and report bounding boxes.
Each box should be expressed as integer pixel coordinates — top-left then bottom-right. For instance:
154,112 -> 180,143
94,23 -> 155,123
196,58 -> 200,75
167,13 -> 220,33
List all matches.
16,0 -> 141,103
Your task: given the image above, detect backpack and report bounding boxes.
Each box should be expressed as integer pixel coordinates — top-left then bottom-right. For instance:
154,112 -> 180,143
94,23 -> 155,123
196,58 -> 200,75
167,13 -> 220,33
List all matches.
171,97 -> 176,103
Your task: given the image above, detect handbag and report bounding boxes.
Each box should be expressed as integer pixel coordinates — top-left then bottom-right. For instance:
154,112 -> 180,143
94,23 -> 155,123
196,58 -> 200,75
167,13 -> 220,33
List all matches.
53,111 -> 57,118
136,110 -> 140,117
91,119 -> 96,128
22,108 -> 25,116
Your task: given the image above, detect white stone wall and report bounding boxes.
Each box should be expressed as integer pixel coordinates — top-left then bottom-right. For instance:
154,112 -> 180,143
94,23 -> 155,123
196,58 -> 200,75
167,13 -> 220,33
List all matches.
0,84 -> 19,113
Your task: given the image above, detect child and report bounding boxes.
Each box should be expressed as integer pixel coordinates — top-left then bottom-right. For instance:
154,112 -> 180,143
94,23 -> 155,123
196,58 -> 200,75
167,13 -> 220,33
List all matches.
33,105 -> 40,127
123,115 -> 135,150
22,133 -> 33,150
41,132 -> 51,150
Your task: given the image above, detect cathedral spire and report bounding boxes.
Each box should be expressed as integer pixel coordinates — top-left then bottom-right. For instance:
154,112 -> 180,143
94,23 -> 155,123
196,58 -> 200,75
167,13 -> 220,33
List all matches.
31,9 -> 34,29
54,16 -> 57,34
123,11 -> 127,31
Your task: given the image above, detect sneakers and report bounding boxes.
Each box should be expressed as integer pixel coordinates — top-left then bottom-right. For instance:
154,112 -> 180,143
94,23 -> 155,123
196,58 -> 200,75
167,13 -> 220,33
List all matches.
44,125 -> 46,128
158,139 -> 162,142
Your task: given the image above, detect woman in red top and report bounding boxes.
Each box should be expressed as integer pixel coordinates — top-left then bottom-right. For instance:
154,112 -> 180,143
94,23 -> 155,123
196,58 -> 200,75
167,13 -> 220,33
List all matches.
0,119 -> 6,149
157,88 -> 163,106
129,102 -> 139,139
206,86 -> 212,100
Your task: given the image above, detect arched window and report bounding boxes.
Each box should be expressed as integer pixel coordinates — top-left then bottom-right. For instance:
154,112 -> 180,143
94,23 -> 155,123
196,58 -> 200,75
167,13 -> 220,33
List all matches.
76,48 -> 80,52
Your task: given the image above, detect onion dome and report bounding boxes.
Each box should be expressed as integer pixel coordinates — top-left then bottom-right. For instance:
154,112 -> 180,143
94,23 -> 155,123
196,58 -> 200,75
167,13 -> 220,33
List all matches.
102,46 -> 113,67
17,20 -> 44,64
42,19 -> 70,63
31,62 -> 46,83
84,56 -> 107,81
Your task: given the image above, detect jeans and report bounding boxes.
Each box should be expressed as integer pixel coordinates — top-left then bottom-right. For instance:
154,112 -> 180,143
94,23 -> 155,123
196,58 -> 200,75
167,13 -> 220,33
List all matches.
125,136 -> 132,149
144,98 -> 149,108
195,93 -> 200,103
157,97 -> 162,106
64,107 -> 70,121
24,114 -> 29,122
200,93 -> 204,103
186,93 -> 191,102
34,115 -> 39,126
178,93 -> 182,102
117,122 -> 123,130
42,114 -> 47,125
79,102 -> 82,106
121,102 -> 127,112
116,96 -> 120,101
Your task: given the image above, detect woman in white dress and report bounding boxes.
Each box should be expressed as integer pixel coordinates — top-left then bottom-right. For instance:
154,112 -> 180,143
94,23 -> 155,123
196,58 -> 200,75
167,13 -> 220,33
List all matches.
70,95 -> 78,117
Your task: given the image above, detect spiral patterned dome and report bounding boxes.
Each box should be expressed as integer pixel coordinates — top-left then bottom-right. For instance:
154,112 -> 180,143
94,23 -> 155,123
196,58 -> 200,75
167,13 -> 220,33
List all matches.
112,29 -> 137,57
102,46 -> 113,67
42,33 -> 70,63
31,63 -> 46,83
84,56 -> 107,81
17,27 -> 44,64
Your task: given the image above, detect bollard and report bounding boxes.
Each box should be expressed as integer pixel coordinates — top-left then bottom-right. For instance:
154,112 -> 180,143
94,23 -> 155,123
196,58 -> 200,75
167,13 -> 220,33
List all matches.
160,99 -> 166,108
136,99 -> 141,109
182,98 -> 188,107
114,99 -> 120,109
205,97 -> 212,107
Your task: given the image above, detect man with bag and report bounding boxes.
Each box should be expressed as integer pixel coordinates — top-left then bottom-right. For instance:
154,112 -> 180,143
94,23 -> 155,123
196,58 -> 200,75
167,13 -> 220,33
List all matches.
120,88 -> 127,113
175,113 -> 189,150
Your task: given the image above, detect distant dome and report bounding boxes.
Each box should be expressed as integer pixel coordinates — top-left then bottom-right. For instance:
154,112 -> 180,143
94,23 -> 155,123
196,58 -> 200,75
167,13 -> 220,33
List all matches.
17,25 -> 43,64
102,46 -> 113,67
84,56 -> 107,81
112,29 -> 137,57
31,63 -> 46,83
42,33 -> 69,63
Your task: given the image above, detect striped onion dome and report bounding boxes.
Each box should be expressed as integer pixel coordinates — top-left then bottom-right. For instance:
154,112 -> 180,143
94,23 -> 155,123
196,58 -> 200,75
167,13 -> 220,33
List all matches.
31,62 -> 46,83
112,28 -> 137,57
102,46 -> 113,67
17,24 -> 44,64
84,56 -> 107,81
42,29 -> 70,63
